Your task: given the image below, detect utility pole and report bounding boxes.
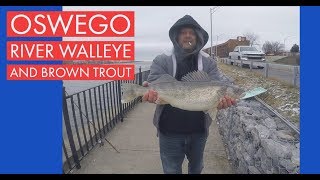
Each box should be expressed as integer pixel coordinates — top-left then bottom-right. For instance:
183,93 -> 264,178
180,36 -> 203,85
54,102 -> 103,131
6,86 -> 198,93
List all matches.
210,7 -> 220,58
210,8 -> 213,58
284,35 -> 291,53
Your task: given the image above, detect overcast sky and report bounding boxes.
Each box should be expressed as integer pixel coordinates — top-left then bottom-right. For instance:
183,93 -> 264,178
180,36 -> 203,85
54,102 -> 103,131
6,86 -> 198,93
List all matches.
65,6 -> 300,61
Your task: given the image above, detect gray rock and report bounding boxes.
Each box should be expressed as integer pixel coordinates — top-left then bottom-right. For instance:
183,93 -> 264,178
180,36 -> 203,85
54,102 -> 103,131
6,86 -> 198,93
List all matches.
255,124 -> 271,139
295,142 -> 300,149
253,111 -> 264,118
279,167 -> 289,174
244,124 -> 255,132
248,166 -> 261,174
261,162 -> 269,173
244,142 -> 255,156
276,131 -> 296,142
248,101 -> 261,107
269,130 -> 279,140
258,111 -> 269,119
242,151 -> 254,166
276,121 -> 289,131
261,139 -> 292,160
248,113 -> 263,121
291,148 -> 300,167
235,143 -> 244,159
251,128 -> 261,148
240,115 -> 257,127
259,150 -> 271,173
263,118 -> 277,129
237,160 -> 248,174
237,100 -> 252,107
239,133 -> 246,143
293,167 -> 300,174
237,106 -> 251,114
247,109 -> 254,115
280,159 -> 296,172
270,167 -> 279,174
264,156 -> 274,171
254,148 -> 263,160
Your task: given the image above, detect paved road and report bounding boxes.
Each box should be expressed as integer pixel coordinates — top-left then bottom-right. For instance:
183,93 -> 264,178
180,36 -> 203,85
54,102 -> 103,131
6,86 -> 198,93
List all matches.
223,59 -> 300,87
251,65 -> 300,87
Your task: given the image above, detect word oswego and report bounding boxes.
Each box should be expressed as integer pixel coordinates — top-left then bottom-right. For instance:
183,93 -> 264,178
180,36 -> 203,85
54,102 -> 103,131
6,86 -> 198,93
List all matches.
7,11 -> 134,37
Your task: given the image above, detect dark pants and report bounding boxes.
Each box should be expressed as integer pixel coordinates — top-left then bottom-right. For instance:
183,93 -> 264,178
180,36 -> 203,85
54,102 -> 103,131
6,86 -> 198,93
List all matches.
159,131 -> 207,174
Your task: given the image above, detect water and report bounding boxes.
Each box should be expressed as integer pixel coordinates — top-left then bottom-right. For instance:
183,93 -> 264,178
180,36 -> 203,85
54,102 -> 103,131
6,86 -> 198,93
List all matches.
63,61 -> 152,95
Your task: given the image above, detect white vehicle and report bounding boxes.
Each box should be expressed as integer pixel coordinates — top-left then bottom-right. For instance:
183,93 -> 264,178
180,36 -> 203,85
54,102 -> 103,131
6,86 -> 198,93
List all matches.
228,46 -> 265,69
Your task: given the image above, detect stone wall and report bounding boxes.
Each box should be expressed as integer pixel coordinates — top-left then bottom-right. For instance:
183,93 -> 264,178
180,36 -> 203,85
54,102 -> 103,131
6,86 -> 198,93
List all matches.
216,98 -> 300,174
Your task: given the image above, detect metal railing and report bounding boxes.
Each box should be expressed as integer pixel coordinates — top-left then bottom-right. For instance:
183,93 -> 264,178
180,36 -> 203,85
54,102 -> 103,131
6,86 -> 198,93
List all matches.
218,58 -> 300,87
62,67 -> 150,174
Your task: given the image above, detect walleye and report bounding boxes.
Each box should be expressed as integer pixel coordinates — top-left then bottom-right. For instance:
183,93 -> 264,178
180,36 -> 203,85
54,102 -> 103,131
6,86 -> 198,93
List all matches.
121,71 -> 245,120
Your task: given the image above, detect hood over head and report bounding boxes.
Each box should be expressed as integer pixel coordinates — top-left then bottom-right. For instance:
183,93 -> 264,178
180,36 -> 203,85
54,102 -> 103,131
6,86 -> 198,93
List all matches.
169,15 -> 209,61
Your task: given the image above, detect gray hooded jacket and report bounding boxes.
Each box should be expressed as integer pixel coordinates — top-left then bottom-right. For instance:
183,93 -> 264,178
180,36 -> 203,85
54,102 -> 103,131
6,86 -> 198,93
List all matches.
146,15 -> 227,137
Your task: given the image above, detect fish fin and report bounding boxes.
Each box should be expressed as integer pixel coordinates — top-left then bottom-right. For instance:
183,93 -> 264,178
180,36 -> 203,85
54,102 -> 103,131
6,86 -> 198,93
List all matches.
206,108 -> 218,121
121,83 -> 146,103
155,97 -> 168,105
150,74 -> 177,85
181,71 -> 211,82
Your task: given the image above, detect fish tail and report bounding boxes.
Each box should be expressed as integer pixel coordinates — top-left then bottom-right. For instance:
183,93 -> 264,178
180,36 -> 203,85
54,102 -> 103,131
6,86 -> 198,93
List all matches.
121,83 -> 147,103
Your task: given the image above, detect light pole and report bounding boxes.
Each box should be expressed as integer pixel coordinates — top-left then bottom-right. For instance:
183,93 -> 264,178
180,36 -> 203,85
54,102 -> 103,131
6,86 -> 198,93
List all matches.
210,7 -> 220,58
283,35 -> 296,55
284,35 -> 291,52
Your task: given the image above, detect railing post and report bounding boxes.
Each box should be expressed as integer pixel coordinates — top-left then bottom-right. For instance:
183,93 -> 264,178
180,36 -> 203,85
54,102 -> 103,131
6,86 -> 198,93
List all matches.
240,60 -> 243,68
139,66 -> 142,86
139,66 -> 143,102
293,66 -> 298,86
250,60 -> 253,70
265,63 -> 269,78
62,87 -> 81,169
117,81 -> 124,122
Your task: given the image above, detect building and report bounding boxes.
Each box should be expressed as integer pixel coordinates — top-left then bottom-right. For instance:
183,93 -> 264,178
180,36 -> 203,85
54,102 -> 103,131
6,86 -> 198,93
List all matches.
203,36 -> 250,58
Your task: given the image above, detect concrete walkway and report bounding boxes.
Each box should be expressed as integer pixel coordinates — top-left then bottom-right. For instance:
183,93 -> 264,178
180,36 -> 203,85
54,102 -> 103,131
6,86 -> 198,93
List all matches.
71,102 -> 233,174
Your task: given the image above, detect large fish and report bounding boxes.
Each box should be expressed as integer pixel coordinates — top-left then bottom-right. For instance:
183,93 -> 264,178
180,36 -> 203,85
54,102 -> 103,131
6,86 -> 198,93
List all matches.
121,71 -> 245,120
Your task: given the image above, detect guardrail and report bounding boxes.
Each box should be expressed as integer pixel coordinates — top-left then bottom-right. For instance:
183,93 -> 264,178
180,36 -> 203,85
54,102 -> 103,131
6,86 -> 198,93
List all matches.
218,58 -> 300,87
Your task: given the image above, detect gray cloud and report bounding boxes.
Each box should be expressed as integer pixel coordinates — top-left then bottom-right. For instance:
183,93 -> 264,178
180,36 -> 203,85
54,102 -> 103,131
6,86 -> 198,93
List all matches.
64,6 -> 299,61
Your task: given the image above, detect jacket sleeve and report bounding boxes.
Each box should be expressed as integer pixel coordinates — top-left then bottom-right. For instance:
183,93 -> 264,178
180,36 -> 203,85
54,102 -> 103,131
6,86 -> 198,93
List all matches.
207,58 -> 222,80
147,54 -> 169,83
206,58 -> 234,84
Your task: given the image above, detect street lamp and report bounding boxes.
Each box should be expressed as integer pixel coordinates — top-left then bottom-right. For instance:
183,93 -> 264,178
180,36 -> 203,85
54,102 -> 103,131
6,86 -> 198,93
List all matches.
284,35 -> 291,52
283,35 -> 296,56
210,7 -> 220,58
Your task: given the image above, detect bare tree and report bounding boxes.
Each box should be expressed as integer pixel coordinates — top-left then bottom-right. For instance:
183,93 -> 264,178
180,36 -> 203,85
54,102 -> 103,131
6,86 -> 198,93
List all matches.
271,41 -> 284,55
262,41 -> 273,54
262,41 -> 284,55
243,32 -> 259,46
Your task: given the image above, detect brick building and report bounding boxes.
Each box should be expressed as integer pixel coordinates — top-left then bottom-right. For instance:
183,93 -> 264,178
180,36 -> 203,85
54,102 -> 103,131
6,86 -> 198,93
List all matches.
203,36 -> 250,58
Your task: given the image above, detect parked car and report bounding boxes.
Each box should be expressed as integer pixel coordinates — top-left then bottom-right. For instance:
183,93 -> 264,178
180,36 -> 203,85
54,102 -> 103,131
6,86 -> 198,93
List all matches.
228,46 -> 265,69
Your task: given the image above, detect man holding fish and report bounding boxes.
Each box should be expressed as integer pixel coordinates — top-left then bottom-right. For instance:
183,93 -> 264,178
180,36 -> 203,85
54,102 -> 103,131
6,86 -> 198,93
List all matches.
121,15 -> 243,174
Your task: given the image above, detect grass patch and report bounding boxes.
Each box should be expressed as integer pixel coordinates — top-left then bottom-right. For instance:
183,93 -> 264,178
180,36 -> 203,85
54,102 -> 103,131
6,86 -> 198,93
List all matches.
217,61 -> 300,127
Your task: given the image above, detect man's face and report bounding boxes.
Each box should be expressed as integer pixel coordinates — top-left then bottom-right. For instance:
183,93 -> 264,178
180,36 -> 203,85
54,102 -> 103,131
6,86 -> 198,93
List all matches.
178,27 -> 197,51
